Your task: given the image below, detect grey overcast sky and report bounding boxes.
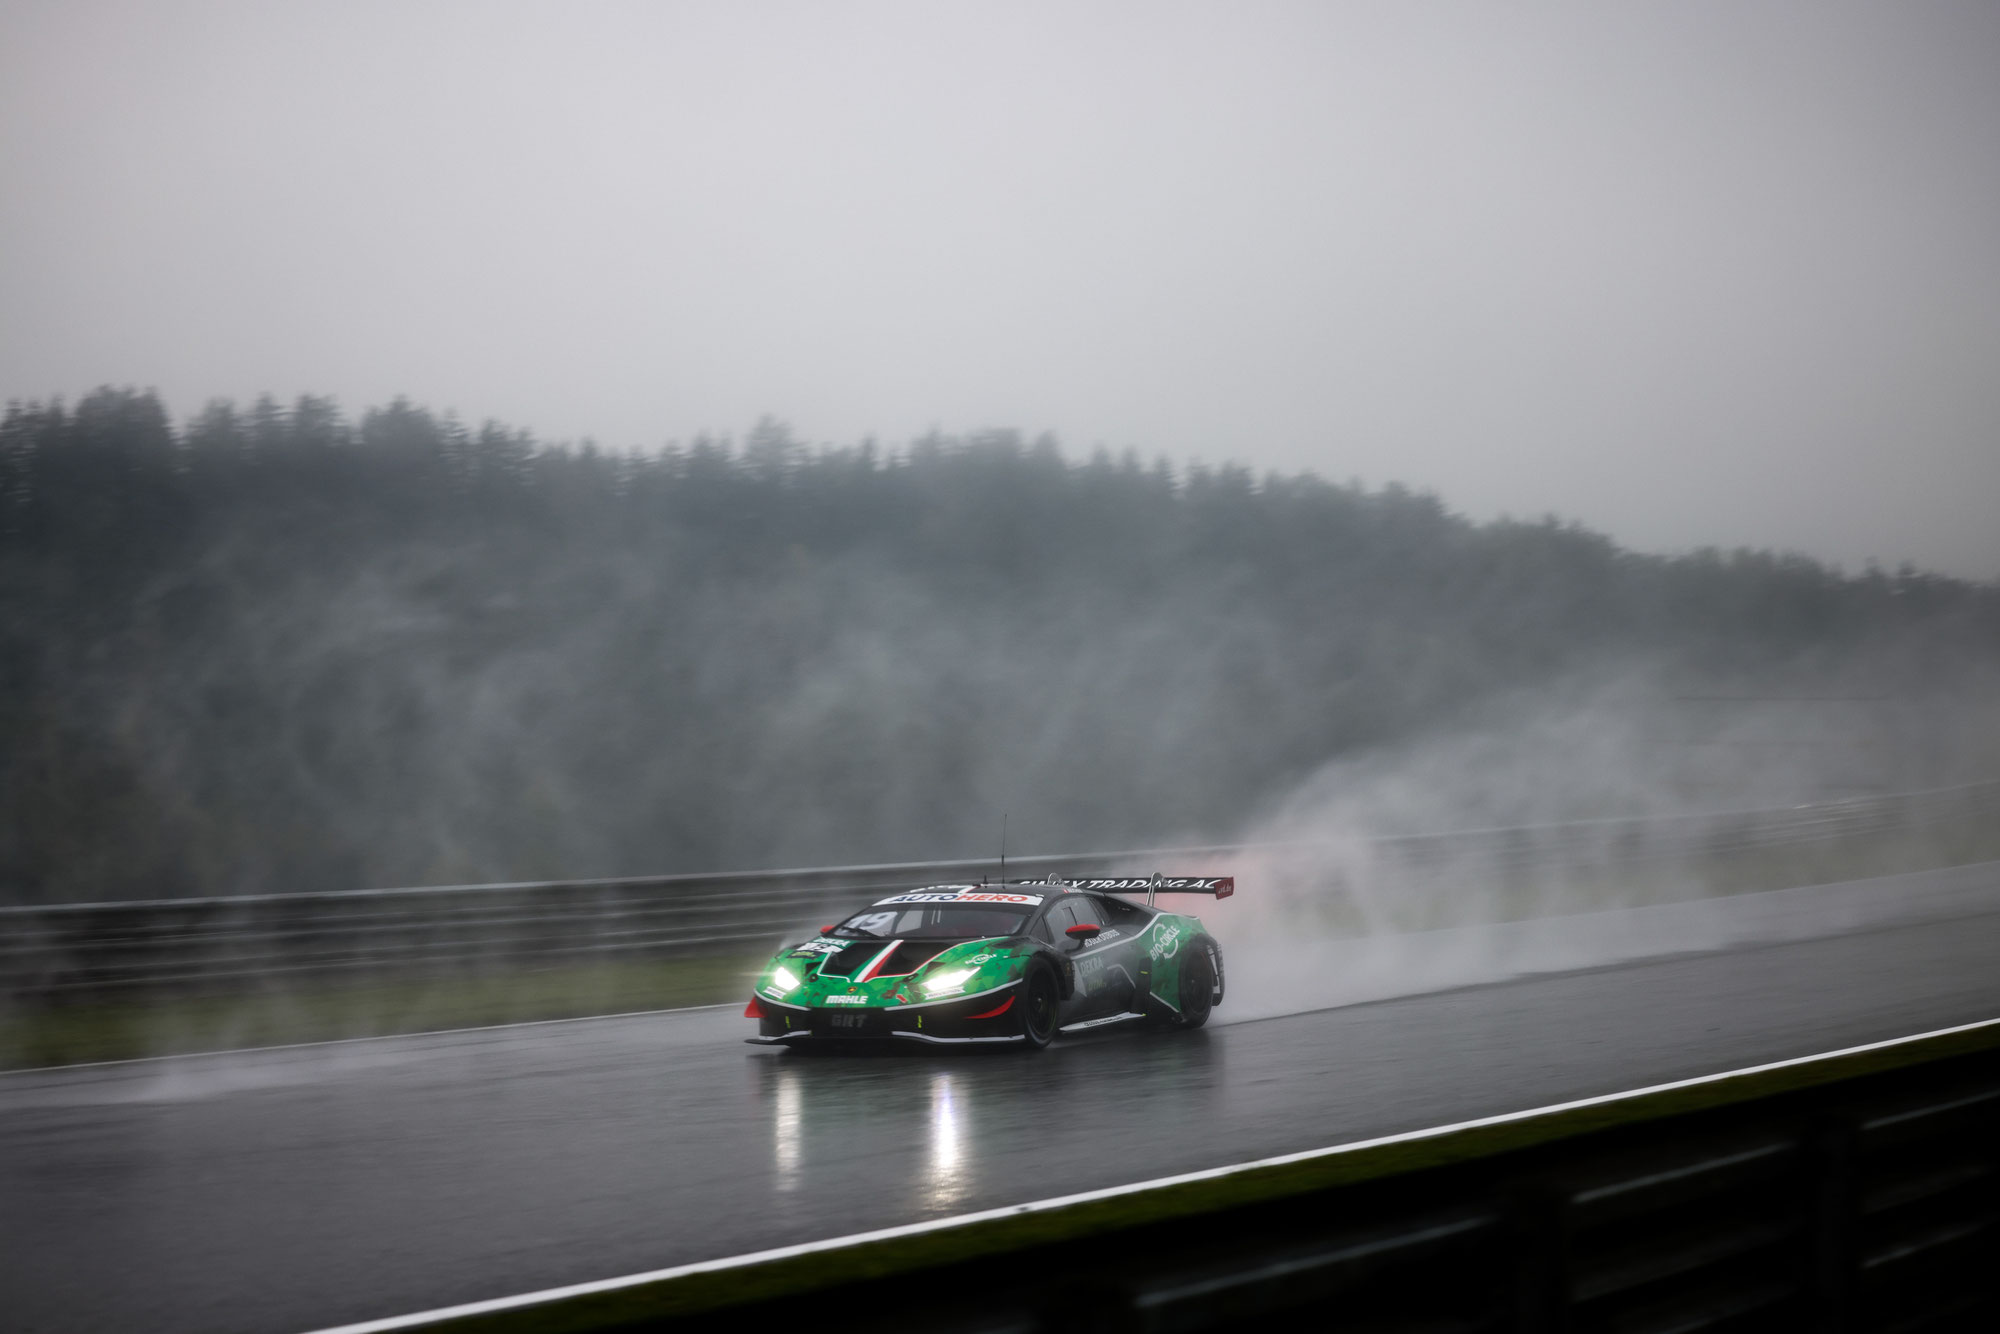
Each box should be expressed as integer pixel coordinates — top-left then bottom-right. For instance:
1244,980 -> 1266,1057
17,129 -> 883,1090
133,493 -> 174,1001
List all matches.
3,2 -> 1997,576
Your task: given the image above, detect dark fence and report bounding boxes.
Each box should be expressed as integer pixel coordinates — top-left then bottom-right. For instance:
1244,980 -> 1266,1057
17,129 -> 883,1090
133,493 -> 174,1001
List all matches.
681,1045 -> 2000,1334
3,781 -> 1993,1000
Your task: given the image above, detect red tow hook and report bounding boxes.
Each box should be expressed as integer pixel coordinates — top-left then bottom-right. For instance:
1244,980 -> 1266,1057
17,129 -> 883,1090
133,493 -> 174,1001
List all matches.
744,997 -> 769,1019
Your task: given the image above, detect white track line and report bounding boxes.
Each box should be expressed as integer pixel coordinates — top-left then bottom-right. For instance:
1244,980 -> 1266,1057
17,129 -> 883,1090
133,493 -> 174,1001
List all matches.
0,1003 -> 740,1078
300,1014 -> 2000,1334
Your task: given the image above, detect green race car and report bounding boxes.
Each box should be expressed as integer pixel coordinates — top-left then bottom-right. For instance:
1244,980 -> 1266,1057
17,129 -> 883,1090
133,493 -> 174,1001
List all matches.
743,875 -> 1230,1049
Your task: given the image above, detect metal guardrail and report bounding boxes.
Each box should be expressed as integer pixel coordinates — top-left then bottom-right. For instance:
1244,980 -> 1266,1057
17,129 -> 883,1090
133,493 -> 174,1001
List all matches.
2,781 -> 1992,999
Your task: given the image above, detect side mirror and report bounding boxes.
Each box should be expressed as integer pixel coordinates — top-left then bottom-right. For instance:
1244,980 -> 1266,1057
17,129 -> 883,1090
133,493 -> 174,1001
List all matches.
1065,923 -> 1101,942
819,925 -> 835,935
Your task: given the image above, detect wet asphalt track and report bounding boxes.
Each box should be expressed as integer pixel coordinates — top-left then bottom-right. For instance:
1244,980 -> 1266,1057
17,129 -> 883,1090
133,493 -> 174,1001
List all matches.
3,865 -> 1999,1334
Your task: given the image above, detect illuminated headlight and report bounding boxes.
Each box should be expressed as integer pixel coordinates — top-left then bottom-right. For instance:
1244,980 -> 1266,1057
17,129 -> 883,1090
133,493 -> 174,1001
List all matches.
922,967 -> 975,997
771,965 -> 803,993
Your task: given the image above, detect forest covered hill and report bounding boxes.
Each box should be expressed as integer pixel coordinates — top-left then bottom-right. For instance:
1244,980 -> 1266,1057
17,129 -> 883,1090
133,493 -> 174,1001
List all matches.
3,388 -> 1995,903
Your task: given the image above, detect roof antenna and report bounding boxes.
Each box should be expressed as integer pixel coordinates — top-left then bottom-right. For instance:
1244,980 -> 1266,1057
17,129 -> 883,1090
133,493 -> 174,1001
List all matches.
998,812 -> 1009,884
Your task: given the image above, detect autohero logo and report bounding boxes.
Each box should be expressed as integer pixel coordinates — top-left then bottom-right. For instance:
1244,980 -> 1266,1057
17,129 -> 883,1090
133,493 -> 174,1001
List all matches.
876,890 -> 1044,906
1148,922 -> 1185,961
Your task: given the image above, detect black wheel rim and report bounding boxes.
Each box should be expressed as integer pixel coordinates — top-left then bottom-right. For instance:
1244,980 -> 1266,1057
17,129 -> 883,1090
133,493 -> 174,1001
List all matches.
1182,949 -> 1213,1021
1026,976 -> 1055,1040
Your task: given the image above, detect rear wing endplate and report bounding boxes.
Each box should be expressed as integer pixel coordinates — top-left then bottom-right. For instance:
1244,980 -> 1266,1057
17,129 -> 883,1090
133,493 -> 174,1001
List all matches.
1040,873 -> 1234,906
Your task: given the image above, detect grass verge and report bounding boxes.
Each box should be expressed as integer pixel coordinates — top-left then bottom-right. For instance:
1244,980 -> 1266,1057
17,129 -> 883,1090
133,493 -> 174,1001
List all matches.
0,954 -> 757,1069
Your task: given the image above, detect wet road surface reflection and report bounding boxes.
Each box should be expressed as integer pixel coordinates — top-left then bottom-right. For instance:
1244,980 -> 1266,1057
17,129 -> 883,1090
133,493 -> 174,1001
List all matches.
750,1028 -> 1225,1219
928,1071 -> 966,1210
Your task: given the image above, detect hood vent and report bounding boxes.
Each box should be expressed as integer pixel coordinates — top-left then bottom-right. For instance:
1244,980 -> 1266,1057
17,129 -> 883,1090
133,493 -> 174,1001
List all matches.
818,940 -> 952,979
818,942 -> 881,978
872,941 -> 951,978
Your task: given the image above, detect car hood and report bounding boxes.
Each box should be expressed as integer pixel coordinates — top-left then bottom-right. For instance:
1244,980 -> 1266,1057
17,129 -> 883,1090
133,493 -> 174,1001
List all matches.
756,935 -> 1027,1009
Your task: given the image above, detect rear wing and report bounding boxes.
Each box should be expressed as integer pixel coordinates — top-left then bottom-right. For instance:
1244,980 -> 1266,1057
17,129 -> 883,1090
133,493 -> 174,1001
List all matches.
1039,874 -> 1234,906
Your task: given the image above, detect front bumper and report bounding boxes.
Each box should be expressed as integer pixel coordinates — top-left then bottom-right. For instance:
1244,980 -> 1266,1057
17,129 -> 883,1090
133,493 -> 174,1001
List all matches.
745,1030 -> 1026,1046
746,982 -> 1023,1046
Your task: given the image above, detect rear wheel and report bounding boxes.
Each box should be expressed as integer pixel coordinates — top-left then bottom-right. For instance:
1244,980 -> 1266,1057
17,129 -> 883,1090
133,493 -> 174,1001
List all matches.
1169,940 -> 1215,1030
1018,964 -> 1059,1049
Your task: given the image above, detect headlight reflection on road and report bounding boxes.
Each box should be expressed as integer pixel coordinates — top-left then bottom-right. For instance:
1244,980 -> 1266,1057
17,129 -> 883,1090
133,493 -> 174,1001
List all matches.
772,1066 -> 801,1192
926,1071 -> 965,1211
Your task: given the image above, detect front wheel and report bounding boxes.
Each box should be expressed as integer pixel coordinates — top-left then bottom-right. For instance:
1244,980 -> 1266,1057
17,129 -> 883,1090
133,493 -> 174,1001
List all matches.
1018,964 -> 1059,1049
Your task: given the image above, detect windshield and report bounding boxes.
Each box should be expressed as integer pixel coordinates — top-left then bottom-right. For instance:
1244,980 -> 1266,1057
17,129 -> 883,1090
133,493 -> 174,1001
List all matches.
832,903 -> 1033,940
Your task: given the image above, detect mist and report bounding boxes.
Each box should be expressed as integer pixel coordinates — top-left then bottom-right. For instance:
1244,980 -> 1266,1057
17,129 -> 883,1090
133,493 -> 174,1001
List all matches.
2,389 -> 1994,907
1182,659 -> 2000,1021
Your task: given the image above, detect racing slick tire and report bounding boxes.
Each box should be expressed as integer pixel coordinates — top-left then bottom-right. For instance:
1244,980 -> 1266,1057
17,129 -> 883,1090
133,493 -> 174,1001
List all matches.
1018,962 -> 1059,1049
1166,937 -> 1217,1030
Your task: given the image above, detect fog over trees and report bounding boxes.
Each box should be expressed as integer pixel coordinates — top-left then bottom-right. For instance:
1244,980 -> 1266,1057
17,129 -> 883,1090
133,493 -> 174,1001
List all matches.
3,387 -> 1995,904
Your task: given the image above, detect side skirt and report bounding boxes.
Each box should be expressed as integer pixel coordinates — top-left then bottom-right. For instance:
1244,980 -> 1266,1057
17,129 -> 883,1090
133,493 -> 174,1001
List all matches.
1058,1011 -> 1147,1034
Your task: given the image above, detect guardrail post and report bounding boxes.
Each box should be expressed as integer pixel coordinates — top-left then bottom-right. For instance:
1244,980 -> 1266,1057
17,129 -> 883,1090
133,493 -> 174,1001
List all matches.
1807,1115 -> 1859,1333
1506,1183 -> 1569,1333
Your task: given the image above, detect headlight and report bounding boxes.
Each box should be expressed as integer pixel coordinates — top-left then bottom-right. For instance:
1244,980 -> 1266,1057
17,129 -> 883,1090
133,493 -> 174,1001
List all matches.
772,964 -> 803,992
922,967 -> 975,997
